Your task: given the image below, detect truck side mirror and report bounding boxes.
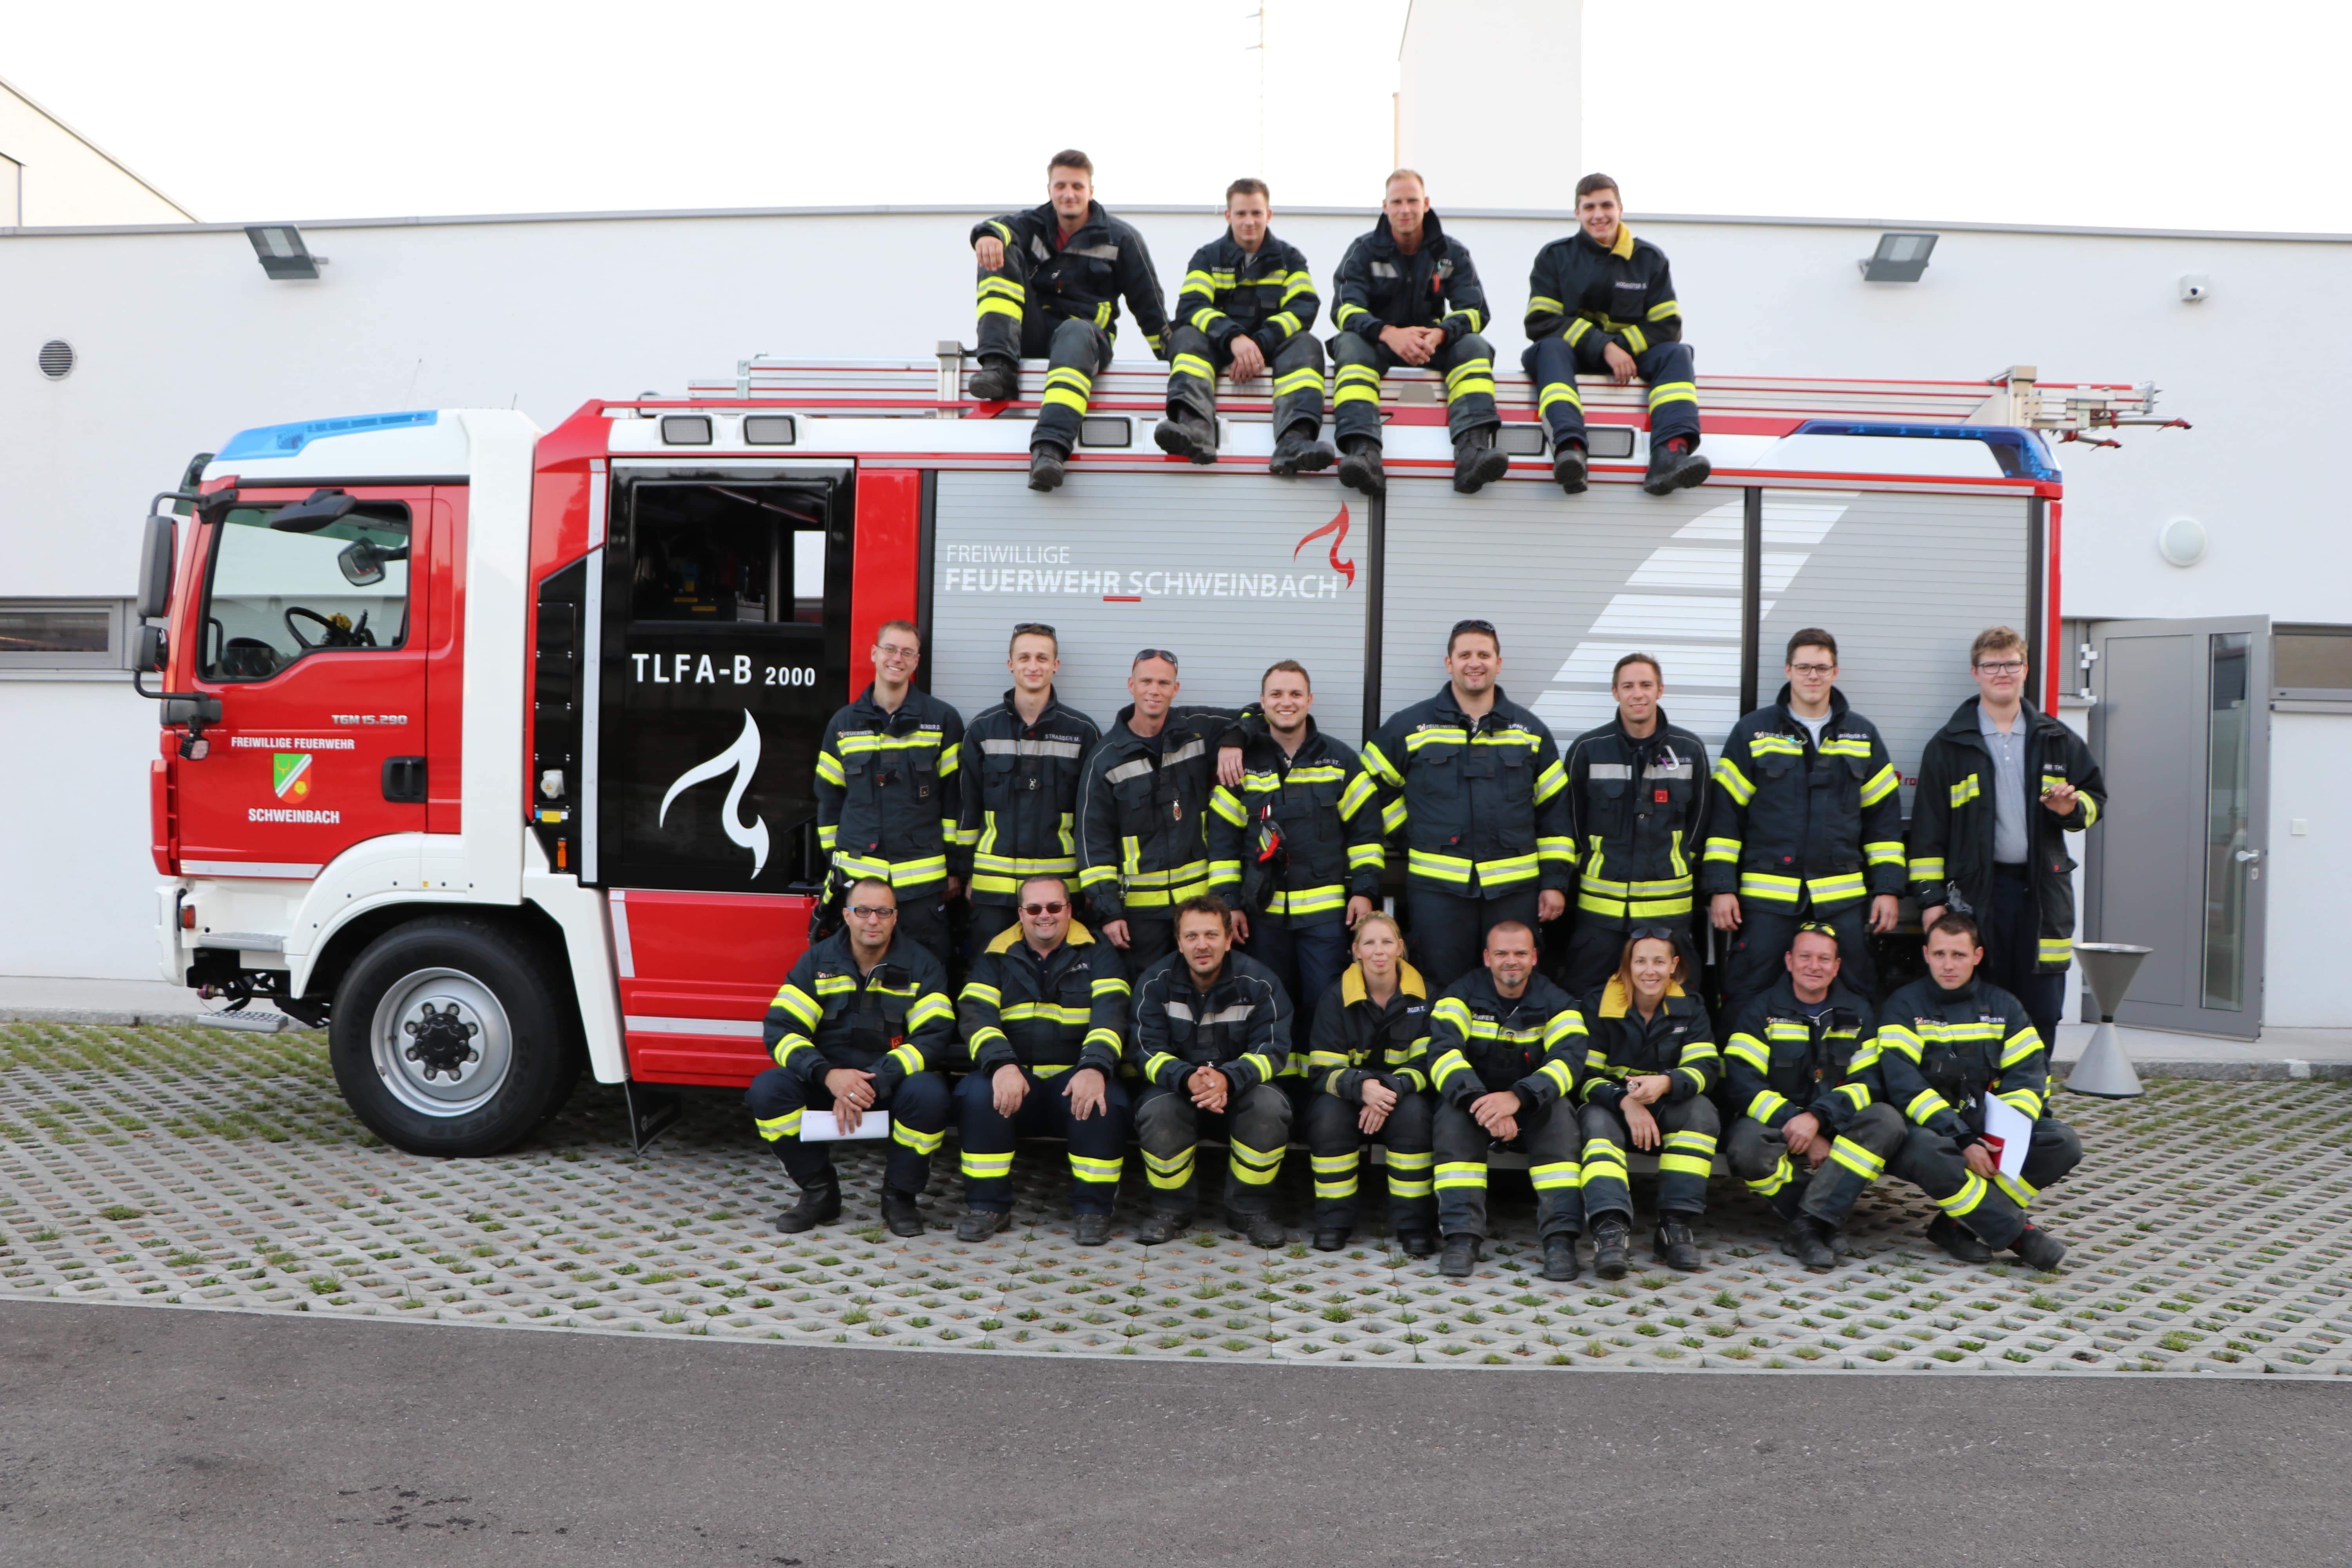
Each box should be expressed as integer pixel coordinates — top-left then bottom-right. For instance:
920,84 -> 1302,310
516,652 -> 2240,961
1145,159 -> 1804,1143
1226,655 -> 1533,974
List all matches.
338,539 -> 387,586
133,624 -> 167,672
136,513 -> 176,620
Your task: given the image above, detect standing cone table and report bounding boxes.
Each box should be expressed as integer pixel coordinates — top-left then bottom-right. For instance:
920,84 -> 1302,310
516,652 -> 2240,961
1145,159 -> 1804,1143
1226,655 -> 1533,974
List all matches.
2066,943 -> 2153,1099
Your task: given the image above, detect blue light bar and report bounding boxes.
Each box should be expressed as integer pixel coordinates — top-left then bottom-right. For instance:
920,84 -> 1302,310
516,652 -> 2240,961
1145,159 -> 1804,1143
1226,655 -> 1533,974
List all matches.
1790,419 -> 2056,481
216,410 -> 439,461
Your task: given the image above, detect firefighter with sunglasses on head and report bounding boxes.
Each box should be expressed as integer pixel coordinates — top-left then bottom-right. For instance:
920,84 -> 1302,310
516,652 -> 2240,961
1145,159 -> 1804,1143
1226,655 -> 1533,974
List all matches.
1575,927 -> 1719,1277
1298,911 -> 1437,1255
956,622 -> 1102,960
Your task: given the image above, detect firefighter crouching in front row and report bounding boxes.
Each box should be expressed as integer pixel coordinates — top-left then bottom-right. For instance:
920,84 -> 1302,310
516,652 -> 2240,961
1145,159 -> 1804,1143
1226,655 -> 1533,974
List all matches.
968,148 -> 1170,493
1523,172 -> 1708,497
1129,897 -> 1297,1249
1575,929 -> 1720,1277
1156,178 -> 1336,478
952,875 -> 1130,1247
1872,912 -> 2080,1272
1300,912 -> 1437,1256
1721,921 -> 1908,1271
749,878 -> 958,1238
955,622 -> 1102,958
1329,169 -> 1507,497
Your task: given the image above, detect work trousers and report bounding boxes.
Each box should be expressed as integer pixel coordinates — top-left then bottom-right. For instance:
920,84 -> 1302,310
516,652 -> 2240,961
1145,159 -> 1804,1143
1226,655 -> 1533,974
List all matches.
1167,325 -> 1326,439
973,300 -> 1116,454
1982,866 -> 2068,1048
1580,1094 -> 1720,1224
1301,1088 -> 1435,1237
1133,1081 -> 1294,1218
745,1067 -> 950,1196
1246,916 -> 1350,1041
953,1065 -> 1131,1215
1330,331 -> 1499,446
1555,913 -> 1702,1002
889,890 -> 955,977
1725,1102 -> 1908,1228
1112,916 -> 1176,976
1522,336 -> 1701,450
1431,1097 -> 1583,1242
1720,901 -> 1880,1013
1406,884 -> 1541,1000
1886,1116 -> 2083,1251
964,900 -> 1021,964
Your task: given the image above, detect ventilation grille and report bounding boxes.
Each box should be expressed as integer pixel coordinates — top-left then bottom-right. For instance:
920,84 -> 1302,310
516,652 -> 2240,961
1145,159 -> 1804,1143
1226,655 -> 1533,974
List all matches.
38,341 -> 74,380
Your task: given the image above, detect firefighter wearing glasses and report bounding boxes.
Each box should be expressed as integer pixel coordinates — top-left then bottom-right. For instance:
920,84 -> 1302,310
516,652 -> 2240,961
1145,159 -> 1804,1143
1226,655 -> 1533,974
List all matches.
956,622 -> 1102,958
969,149 -> 1171,493
1709,628 -> 1905,1009
1557,652 -> 1711,998
1576,929 -> 1719,1276
1328,169 -> 1506,497
813,620 -> 965,971
953,875 -> 1130,1246
1155,178 -> 1335,477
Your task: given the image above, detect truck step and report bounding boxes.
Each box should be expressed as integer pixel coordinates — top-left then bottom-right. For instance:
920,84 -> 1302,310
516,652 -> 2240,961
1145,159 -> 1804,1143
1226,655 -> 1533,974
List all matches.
192,1009 -> 297,1034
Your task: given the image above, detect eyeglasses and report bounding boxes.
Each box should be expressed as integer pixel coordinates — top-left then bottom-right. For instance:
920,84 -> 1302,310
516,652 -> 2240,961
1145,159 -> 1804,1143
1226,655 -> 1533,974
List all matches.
874,644 -> 920,662
1132,648 -> 1179,669
1021,900 -> 1067,916
845,904 -> 898,920
1788,662 -> 1835,677
1973,659 -> 2026,675
1013,622 -> 1057,638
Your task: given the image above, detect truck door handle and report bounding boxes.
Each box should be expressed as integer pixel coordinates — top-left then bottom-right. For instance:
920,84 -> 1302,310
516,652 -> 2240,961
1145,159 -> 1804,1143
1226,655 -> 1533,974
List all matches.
383,756 -> 428,803
2234,849 -> 2261,863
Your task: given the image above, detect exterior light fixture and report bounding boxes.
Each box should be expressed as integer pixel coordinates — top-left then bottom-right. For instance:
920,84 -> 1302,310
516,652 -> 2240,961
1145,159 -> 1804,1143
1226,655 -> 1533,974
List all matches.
1858,231 -> 1937,282
245,225 -> 325,279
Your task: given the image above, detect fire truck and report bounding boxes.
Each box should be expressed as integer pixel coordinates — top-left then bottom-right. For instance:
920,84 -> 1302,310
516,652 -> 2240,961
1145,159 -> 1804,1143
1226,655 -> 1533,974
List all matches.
130,350 -> 2156,1154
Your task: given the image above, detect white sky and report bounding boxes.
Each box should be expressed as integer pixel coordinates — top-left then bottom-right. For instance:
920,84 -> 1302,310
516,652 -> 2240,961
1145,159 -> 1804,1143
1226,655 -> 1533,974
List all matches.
5,0 -> 2349,231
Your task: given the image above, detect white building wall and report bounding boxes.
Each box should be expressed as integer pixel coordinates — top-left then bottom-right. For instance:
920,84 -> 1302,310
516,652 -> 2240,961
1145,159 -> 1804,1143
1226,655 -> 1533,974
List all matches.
1397,0 -> 1581,207
0,76 -> 194,227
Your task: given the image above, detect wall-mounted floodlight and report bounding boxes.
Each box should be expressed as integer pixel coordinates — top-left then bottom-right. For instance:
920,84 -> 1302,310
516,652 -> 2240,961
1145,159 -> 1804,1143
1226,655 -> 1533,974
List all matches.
1858,231 -> 1937,282
245,225 -> 325,279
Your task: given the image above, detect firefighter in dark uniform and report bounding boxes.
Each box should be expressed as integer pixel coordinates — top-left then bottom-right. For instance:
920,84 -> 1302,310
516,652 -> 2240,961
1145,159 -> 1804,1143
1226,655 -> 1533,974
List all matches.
813,620 -> 965,972
1155,178 -> 1335,477
968,149 -> 1170,493
952,875 -> 1130,1246
955,622 -> 1101,958
1074,650 -> 1236,975
1874,913 -> 2078,1272
1907,626 -> 2107,1051
1721,922 -> 1907,1270
1206,660 -> 1384,1041
1360,619 -> 1574,995
1576,928 -> 1719,1276
1328,169 -> 1507,497
1129,897 -> 1296,1249
748,878 -> 957,1238
1300,912 -> 1437,1254
1522,173 -> 1708,497
1425,921 -> 1588,1281
1557,652 -> 1711,997
1708,628 -> 1906,1009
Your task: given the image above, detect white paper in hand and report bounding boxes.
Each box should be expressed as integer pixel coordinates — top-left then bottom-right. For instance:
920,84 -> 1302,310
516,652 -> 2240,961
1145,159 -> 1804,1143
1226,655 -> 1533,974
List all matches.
1978,1094 -> 2032,1178
800,1110 -> 891,1143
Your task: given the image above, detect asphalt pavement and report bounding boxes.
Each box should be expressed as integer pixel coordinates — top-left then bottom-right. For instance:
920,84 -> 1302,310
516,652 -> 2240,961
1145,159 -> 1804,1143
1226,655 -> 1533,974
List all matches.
3,1299 -> 2347,1566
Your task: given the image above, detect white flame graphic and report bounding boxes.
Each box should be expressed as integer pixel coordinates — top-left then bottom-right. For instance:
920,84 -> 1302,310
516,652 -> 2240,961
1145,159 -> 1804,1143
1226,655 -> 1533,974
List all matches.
658,709 -> 771,879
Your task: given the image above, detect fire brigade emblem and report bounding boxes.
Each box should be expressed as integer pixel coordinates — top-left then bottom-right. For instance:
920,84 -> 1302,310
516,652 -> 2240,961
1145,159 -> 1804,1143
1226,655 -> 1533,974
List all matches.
271,753 -> 312,802
659,710 -> 771,879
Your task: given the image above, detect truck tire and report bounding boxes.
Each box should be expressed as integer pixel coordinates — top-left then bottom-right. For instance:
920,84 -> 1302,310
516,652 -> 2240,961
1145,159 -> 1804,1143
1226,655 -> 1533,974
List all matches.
329,916 -> 578,1156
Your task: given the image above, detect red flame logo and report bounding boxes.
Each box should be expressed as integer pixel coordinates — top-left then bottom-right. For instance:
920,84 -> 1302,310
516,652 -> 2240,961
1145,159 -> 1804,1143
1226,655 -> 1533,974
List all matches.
1294,505 -> 1356,588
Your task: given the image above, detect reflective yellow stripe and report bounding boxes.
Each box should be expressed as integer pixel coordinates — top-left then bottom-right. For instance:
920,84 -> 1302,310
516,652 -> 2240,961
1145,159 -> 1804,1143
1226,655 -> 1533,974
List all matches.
1433,1161 -> 1488,1190
960,1150 -> 1016,1179
754,1109 -> 802,1142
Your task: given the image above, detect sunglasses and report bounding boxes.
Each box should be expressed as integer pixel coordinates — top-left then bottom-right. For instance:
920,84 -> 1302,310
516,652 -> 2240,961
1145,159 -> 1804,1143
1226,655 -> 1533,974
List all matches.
845,904 -> 898,920
1626,923 -> 1684,944
1450,619 -> 1497,639
1013,622 -> 1058,638
1796,920 -> 1837,937
1133,648 -> 1179,669
1021,900 -> 1067,916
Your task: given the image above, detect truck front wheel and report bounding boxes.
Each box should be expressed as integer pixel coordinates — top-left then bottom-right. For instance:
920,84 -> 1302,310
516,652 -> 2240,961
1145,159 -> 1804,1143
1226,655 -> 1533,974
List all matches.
329,917 -> 577,1156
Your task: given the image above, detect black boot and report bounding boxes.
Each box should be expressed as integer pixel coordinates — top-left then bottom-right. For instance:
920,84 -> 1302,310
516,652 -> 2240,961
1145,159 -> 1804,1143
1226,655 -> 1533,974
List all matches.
1541,1233 -> 1581,1282
1783,1213 -> 1836,1271
773,1183 -> 841,1235
1552,441 -> 1588,494
1136,1211 -> 1191,1245
1452,426 -> 1510,494
1926,1214 -> 1993,1263
1236,1211 -> 1286,1250
967,356 -> 1018,402
1028,443 -> 1067,492
880,1187 -> 926,1238
1439,1233 -> 1481,1278
1072,1212 -> 1112,1247
2010,1225 -> 2069,1273
1654,1218 -> 1702,1272
1311,1225 -> 1351,1252
1642,436 -> 1711,495
1153,412 -> 1218,465
1592,1218 -> 1632,1280
1397,1230 -> 1438,1258
1269,424 -> 1336,476
1336,436 -> 1386,497
955,1207 -> 1011,1243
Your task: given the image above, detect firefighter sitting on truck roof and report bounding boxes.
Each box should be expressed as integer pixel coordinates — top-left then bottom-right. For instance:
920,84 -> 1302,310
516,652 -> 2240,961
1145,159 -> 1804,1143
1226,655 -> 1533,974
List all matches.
749,877 -> 958,1238
955,622 -> 1102,960
1154,178 -> 1336,479
1328,169 -> 1507,498
1708,628 -> 1905,1011
1523,173 -> 1709,498
969,148 -> 1171,494
813,620 -> 965,972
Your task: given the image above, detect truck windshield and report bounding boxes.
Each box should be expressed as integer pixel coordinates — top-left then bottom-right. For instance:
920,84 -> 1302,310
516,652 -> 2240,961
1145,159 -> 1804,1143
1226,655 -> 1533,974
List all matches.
200,504 -> 412,681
